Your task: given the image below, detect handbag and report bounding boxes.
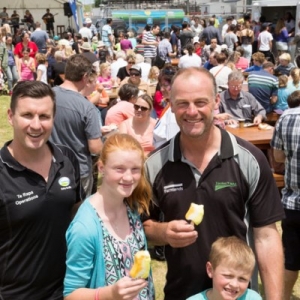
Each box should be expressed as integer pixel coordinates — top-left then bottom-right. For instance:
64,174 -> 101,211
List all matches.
153,47 -> 165,69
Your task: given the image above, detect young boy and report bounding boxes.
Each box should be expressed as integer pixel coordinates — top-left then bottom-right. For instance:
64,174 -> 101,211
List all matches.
187,236 -> 262,300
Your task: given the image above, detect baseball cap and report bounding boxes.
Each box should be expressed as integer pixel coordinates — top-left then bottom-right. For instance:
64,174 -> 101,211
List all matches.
129,64 -> 141,74
85,18 -> 92,24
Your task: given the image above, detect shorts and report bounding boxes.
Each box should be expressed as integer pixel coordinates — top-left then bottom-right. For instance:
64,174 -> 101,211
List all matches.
276,41 -> 288,51
282,209 -> 300,271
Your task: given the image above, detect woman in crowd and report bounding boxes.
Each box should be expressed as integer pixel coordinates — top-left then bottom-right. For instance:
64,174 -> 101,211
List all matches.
239,20 -> 254,62
128,31 -> 137,50
153,82 -> 165,119
275,53 -> 294,76
98,62 -> 115,89
147,66 -> 159,85
153,64 -> 179,148
274,18 -> 289,55
287,67 -> 300,93
117,53 -> 136,83
50,50 -> 66,86
178,43 -> 202,68
0,32 -> 7,88
104,83 -> 139,126
14,30 -> 38,67
18,47 -> 35,81
209,52 -> 233,92
119,94 -> 156,156
4,33 -> 18,94
63,133 -> 154,300
232,46 -> 249,71
120,33 -> 133,52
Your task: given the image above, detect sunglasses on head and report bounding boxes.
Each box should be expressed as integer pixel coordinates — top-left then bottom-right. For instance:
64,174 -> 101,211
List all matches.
162,68 -> 176,76
134,104 -> 149,112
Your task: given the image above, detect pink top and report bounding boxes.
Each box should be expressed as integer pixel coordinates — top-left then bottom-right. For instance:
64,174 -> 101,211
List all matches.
105,101 -> 134,125
120,117 -> 156,155
120,39 -> 133,51
20,60 -> 34,81
98,76 -> 112,89
235,57 -> 249,71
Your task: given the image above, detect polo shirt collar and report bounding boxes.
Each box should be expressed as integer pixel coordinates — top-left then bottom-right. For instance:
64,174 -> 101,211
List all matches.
224,89 -> 244,101
0,141 -> 64,171
170,128 -> 234,162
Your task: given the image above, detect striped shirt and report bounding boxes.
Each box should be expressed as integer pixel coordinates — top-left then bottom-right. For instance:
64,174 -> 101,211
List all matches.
271,106 -> 300,210
102,24 -> 112,47
248,70 -> 278,113
143,31 -> 157,58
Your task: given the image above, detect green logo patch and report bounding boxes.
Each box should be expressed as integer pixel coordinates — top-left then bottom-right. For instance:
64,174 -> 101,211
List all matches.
215,182 -> 237,191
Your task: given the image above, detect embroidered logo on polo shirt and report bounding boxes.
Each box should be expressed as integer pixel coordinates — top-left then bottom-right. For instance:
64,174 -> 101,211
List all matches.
58,177 -> 71,190
164,183 -> 183,193
215,182 -> 237,191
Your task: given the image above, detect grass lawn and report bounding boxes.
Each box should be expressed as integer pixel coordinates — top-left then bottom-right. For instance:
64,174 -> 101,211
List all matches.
1,94 -> 300,299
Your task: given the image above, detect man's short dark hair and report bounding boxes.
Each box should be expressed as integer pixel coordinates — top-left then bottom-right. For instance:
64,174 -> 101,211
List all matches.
262,62 -> 275,69
288,90 -> 300,108
152,24 -> 160,30
11,81 -> 56,115
107,18 -> 112,24
164,32 -> 170,39
65,54 -> 94,82
182,22 -> 188,29
118,84 -> 139,101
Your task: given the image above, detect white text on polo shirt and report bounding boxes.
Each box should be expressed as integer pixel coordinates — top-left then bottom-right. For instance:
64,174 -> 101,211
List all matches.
164,184 -> 183,193
15,191 -> 39,205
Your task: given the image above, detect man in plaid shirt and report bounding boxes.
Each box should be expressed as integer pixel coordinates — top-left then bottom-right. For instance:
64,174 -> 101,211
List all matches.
271,90 -> 300,300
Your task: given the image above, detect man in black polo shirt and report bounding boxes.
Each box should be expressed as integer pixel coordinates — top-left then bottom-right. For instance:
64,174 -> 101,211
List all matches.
143,67 -> 284,300
0,81 -> 83,299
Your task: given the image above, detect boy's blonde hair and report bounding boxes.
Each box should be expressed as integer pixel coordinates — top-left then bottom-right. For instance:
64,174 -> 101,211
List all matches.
209,236 -> 255,274
35,53 -> 47,64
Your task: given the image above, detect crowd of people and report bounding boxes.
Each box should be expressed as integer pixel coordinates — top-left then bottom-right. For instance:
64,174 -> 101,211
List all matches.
1,10 -> 300,300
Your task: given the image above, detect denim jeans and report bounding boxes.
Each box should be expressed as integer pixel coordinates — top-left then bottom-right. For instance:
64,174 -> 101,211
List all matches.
6,65 -> 19,91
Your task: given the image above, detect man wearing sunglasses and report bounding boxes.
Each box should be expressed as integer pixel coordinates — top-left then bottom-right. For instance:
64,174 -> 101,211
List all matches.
119,64 -> 151,96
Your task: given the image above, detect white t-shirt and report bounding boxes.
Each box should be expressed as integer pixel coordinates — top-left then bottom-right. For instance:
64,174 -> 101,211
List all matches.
153,107 -> 179,148
37,64 -> 47,84
258,31 -> 273,51
178,53 -> 202,69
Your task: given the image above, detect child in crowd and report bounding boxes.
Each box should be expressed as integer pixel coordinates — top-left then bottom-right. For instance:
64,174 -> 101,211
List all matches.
274,75 -> 289,111
274,53 -> 295,76
18,47 -> 35,81
98,62 -> 115,89
91,36 -> 99,53
63,133 -> 154,300
36,53 -> 48,84
187,236 -> 262,300
148,66 -> 160,85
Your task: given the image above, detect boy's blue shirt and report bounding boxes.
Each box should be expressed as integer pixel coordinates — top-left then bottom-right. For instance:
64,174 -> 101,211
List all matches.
187,288 -> 262,300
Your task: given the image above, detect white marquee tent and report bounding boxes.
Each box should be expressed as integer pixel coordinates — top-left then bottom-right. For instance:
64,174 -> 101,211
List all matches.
2,0 -> 83,35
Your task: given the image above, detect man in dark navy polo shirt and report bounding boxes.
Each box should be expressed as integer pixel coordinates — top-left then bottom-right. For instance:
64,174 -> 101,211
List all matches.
143,67 -> 284,300
0,81 -> 83,299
